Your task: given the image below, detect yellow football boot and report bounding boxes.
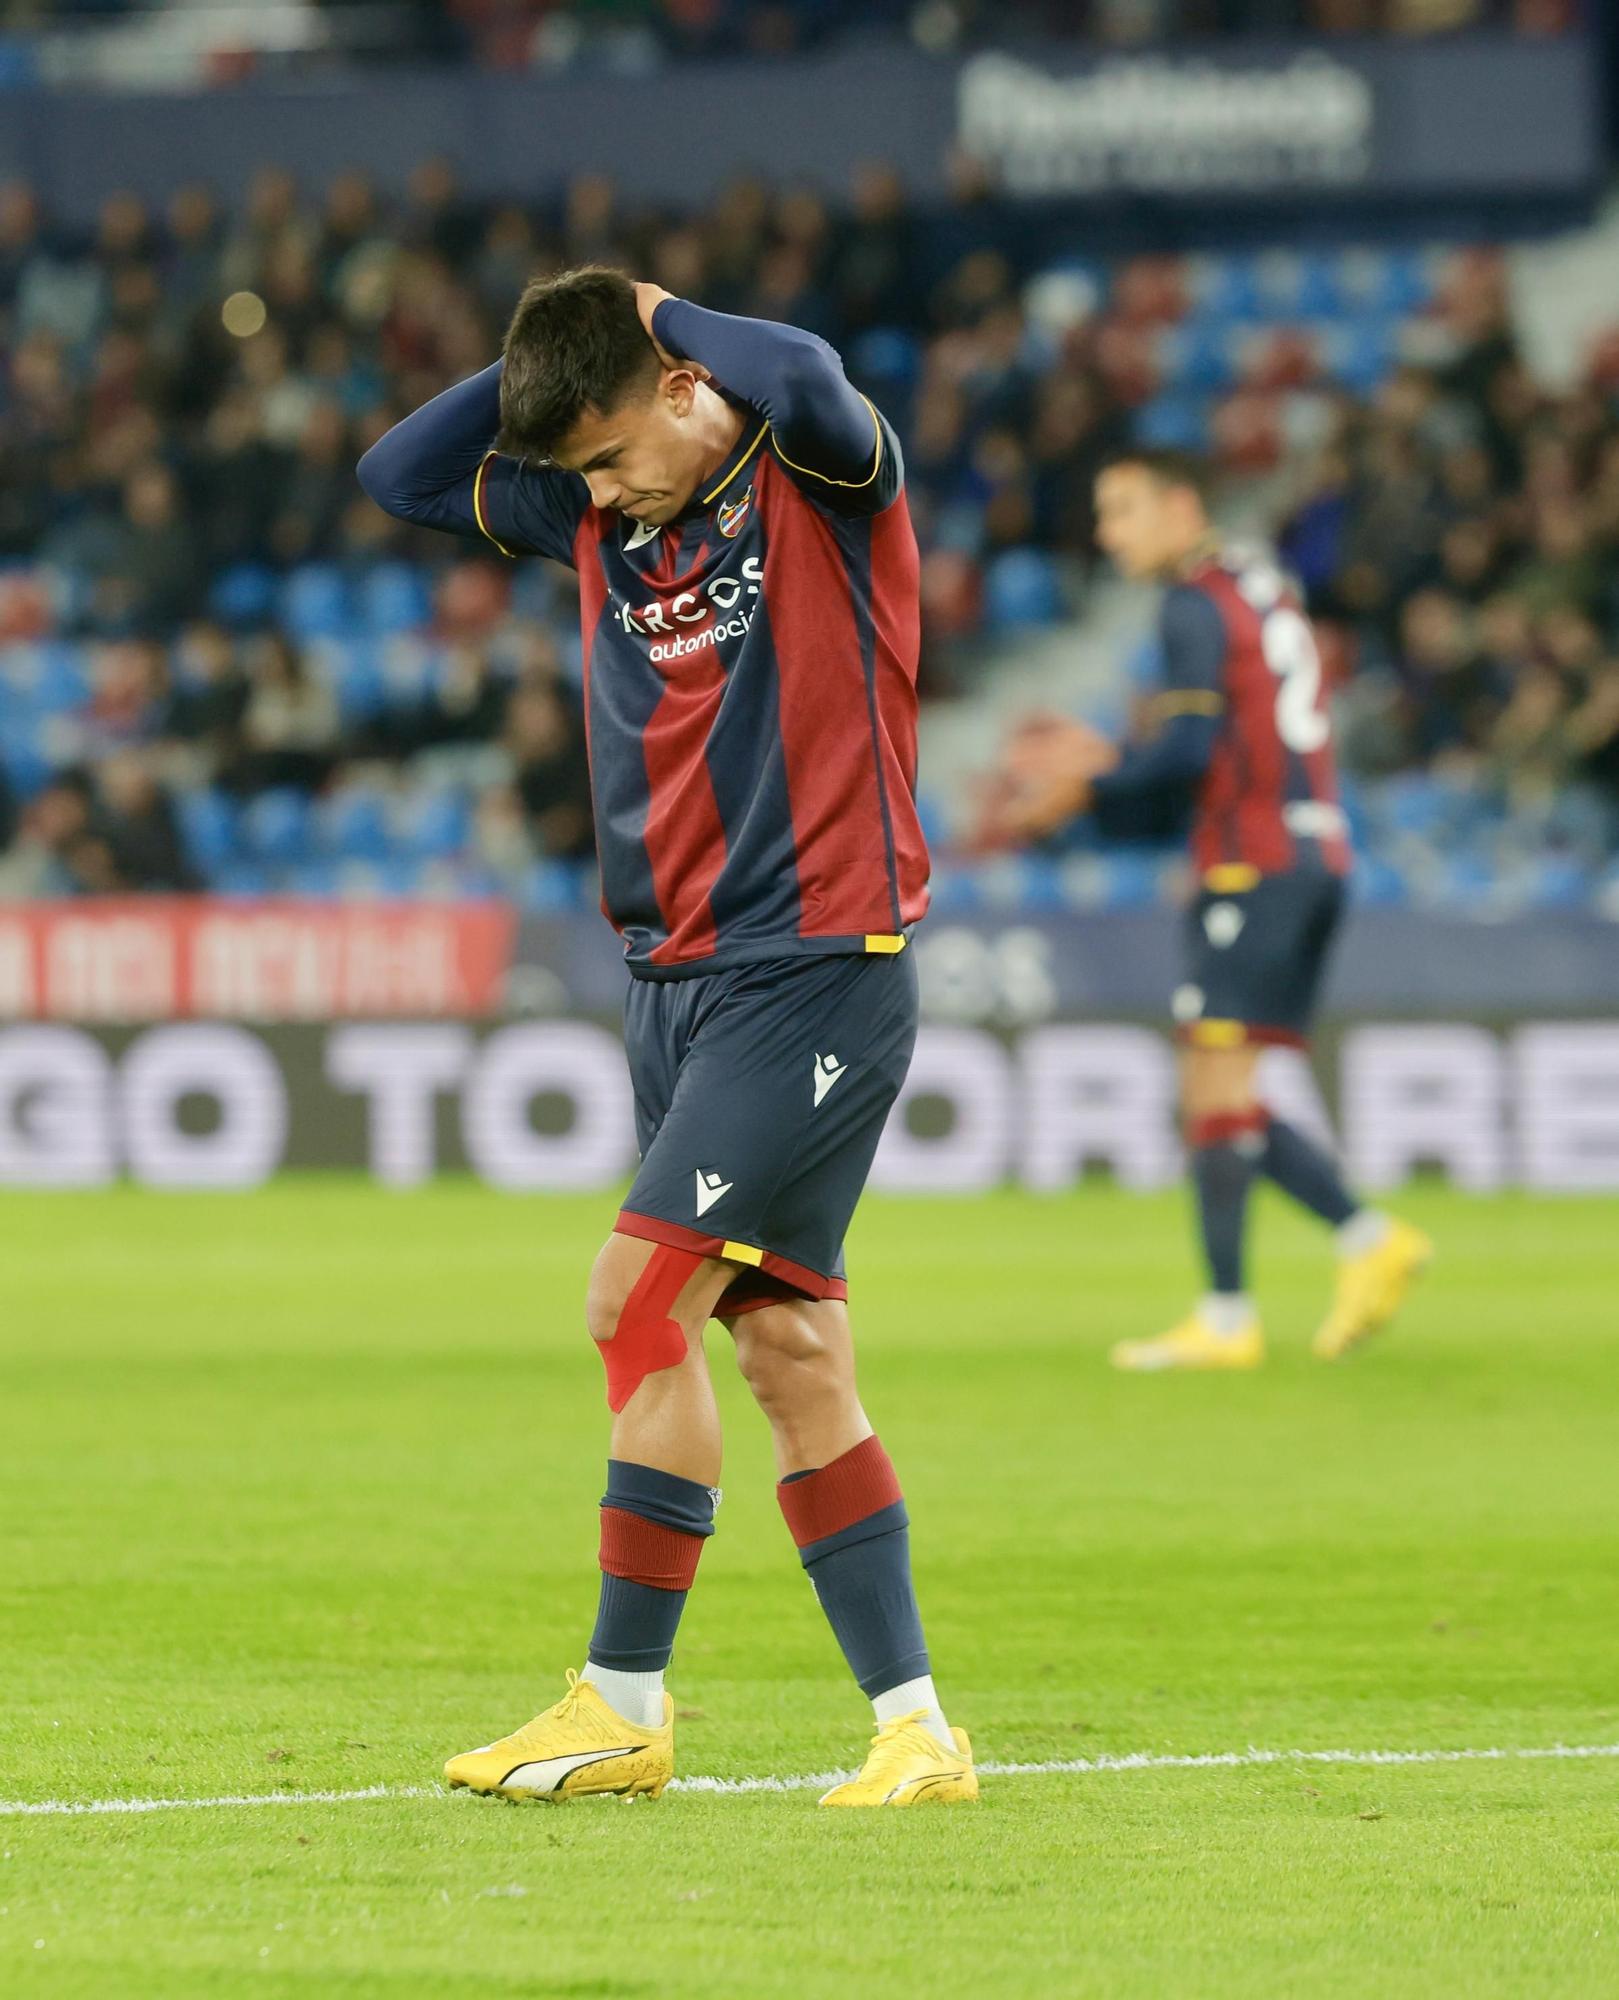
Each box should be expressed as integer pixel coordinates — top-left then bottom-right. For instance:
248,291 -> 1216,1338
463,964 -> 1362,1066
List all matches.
1313,1217 -> 1433,1361
818,1712 -> 978,1808
1111,1309 -> 1265,1372
444,1670 -> 673,1802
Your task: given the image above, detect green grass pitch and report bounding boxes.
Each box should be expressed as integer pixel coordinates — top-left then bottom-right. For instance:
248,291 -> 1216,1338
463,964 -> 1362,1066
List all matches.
2,1180 -> 1616,1997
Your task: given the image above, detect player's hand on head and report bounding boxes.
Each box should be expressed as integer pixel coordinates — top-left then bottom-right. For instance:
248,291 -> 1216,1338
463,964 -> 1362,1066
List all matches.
633,281 -> 711,381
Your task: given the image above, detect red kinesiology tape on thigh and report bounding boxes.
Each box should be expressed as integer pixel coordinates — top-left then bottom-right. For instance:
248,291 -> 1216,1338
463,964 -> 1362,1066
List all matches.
600,1244 -> 701,1414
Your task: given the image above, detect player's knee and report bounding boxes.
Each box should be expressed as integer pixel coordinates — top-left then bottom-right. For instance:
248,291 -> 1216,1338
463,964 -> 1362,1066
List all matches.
587,1238 -> 709,1413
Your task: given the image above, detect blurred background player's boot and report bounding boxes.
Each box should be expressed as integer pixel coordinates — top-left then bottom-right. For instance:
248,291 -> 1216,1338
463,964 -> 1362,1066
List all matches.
1112,1304 -> 1265,1372
818,1712 -> 978,1808
1313,1218 -> 1433,1361
444,1670 -> 674,1801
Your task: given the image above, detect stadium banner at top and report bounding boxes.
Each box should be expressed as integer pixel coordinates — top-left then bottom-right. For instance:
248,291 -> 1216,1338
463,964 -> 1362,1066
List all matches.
1,35 -> 1597,220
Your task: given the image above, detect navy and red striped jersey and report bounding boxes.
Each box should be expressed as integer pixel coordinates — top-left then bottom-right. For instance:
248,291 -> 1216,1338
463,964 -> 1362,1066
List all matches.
1095,545 -> 1350,879
358,310 -> 928,978
476,411 -> 926,972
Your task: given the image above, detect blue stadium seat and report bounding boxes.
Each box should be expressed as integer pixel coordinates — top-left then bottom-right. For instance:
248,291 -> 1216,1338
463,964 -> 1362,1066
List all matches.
377,635 -> 447,707
396,788 -> 471,859
1097,851 -> 1165,910
213,860 -> 272,897
1,719 -> 53,797
360,562 -> 433,637
285,859 -> 342,897
1529,854 -> 1594,909
176,788 -> 237,873
521,859 -> 595,912
1293,251 -> 1345,319
209,562 -> 277,629
1437,851 -> 1500,910
1135,394 -> 1210,453
315,787 -> 393,863
982,549 -> 1064,632
914,787 -> 952,854
1322,318 -> 1399,394
1381,772 -> 1448,839
1156,325 -> 1233,394
239,787 -> 312,865
920,863 -> 982,917
280,564 -> 354,642
849,328 -> 923,390
329,642 -> 387,723
33,642 -> 92,715
1349,856 -> 1409,907
1195,255 -> 1262,322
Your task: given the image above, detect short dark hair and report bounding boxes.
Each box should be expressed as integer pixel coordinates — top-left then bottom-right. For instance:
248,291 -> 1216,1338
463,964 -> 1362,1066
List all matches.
1097,447 -> 1215,507
498,266 -> 661,463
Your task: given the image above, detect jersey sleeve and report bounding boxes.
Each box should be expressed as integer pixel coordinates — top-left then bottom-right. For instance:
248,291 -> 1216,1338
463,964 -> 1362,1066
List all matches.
651,297 -> 901,517
1153,583 -> 1228,717
472,453 -> 590,568
356,361 -> 588,568
1089,584 -> 1228,835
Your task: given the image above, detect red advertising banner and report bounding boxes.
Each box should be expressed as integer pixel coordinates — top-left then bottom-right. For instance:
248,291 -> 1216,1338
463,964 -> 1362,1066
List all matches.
0,900 -> 518,1021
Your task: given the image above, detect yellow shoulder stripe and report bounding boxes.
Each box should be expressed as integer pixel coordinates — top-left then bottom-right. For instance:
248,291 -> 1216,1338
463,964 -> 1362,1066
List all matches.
473,451 -> 515,559
770,395 -> 884,491
701,422 -> 770,506
1153,690 -> 1224,717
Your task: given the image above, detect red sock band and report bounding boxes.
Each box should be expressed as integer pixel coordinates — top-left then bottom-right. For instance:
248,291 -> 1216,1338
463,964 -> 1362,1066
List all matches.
599,1506 -> 706,1592
1188,1107 -> 1271,1150
777,1435 -> 904,1550
599,1244 -> 700,1414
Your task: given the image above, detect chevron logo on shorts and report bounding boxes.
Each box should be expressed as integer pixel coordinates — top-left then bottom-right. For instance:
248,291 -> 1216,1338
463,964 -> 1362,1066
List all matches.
695,1168 -> 733,1217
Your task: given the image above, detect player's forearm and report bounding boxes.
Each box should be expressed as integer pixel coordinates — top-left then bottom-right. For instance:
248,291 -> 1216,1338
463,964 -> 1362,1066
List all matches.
357,361 -> 502,529
1090,714 -> 1218,831
651,299 -> 875,479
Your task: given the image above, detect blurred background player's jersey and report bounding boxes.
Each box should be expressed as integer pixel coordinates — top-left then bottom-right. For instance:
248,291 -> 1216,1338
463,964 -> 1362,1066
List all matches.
1178,550 -> 1352,881
476,411 -> 929,976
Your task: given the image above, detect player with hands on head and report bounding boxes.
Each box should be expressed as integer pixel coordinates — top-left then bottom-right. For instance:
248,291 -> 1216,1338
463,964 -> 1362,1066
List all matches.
359,266 -> 975,1809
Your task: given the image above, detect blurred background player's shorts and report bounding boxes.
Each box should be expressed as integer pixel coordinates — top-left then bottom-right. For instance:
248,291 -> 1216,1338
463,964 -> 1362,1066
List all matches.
1176,865 -> 1348,1050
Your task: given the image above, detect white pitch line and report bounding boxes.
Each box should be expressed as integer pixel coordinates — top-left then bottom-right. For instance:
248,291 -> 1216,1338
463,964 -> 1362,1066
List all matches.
3,1741 -> 1617,1818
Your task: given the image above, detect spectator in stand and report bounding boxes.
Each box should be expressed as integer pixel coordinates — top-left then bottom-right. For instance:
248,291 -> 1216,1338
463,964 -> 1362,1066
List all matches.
503,675 -> 593,862
0,771 -> 95,899
158,620 -> 250,784
96,747 -> 200,891
225,632 -> 340,796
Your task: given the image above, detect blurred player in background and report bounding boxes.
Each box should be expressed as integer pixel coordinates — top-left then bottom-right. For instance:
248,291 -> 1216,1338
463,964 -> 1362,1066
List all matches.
360,269 -> 976,1806
981,450 -> 1431,1372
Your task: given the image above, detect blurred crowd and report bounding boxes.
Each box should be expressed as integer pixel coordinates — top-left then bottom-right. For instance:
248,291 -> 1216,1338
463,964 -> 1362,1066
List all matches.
2,0 -> 1582,68
1,149 -> 1617,898
1279,253 -> 1619,866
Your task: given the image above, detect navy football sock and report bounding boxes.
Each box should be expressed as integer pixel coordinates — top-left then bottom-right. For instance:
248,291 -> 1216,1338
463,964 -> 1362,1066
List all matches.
1188,1111 -> 1266,1296
588,1460 -> 715,1673
778,1437 -> 930,1699
1260,1117 -> 1359,1229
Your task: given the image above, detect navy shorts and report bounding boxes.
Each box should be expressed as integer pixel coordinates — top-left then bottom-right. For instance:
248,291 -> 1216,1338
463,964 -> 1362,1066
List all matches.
1173,864 -> 1347,1048
616,948 -> 919,1309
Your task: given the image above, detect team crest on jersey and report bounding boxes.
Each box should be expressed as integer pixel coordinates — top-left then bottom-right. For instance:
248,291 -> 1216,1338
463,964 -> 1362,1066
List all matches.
716,485 -> 753,539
